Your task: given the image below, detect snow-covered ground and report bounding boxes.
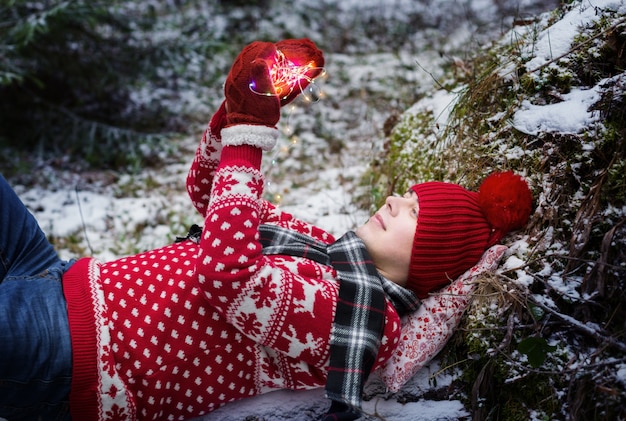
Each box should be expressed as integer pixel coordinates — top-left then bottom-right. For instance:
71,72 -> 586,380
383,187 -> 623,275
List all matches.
201,363 -> 469,420
9,0 -> 623,419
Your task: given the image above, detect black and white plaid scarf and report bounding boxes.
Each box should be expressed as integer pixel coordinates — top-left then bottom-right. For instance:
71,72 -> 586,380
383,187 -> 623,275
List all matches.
259,224 -> 420,410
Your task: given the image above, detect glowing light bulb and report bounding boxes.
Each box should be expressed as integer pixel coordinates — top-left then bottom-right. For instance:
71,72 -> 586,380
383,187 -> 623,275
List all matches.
302,83 -> 322,102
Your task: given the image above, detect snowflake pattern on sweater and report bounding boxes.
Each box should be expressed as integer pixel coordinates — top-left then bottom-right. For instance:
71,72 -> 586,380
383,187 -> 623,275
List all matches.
62,102 -> 401,420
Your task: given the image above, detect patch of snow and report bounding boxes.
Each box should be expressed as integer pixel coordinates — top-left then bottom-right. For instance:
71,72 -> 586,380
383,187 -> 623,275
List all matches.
526,0 -> 625,70
617,364 -> 626,387
512,85 -> 602,135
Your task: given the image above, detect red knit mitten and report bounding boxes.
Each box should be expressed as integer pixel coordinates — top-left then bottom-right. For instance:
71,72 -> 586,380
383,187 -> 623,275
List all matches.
274,38 -> 325,106
224,41 -> 281,128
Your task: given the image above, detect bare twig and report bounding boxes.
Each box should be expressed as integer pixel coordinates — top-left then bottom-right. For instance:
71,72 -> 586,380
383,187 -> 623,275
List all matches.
529,298 -> 626,353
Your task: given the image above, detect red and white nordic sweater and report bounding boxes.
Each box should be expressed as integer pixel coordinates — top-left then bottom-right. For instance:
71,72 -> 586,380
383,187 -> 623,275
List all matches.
62,103 -> 402,420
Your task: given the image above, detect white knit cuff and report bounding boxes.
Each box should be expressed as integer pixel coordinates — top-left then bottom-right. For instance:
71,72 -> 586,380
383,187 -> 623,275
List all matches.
221,125 -> 279,151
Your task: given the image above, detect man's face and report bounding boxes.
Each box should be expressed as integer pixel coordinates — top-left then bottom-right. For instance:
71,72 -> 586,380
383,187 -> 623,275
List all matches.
355,190 -> 418,286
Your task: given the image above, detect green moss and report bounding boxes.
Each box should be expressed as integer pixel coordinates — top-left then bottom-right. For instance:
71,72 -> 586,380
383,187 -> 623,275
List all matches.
359,109 -> 445,211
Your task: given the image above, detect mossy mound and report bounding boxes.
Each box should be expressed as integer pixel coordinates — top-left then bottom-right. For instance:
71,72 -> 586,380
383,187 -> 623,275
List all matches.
364,1 -> 626,419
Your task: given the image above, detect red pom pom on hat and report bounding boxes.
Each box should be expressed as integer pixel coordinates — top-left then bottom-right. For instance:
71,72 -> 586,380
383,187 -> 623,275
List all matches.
478,171 -> 533,246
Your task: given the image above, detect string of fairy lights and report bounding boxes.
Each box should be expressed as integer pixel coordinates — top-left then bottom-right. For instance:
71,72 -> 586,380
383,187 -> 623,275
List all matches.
249,48 -> 327,206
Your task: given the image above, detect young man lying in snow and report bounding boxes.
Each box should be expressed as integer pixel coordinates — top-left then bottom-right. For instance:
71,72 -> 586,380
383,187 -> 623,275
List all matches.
0,38 -> 533,421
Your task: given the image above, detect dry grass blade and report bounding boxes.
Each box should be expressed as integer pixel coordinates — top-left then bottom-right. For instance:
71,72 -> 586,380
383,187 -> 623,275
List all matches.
469,272 -> 527,314
565,167 -> 608,275
582,216 -> 626,298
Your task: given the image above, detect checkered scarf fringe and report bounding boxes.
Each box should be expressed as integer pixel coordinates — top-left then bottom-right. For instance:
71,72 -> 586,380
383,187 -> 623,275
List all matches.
259,224 -> 420,410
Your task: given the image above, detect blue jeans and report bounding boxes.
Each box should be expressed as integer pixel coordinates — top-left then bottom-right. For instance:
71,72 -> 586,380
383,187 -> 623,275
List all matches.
0,174 -> 73,421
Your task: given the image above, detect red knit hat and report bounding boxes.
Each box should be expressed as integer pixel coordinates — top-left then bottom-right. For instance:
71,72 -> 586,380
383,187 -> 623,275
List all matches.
407,171 -> 533,299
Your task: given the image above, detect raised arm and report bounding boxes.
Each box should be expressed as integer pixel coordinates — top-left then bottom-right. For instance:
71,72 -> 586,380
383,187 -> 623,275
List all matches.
194,41 -> 338,366
187,38 -> 324,217
186,101 -> 227,217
